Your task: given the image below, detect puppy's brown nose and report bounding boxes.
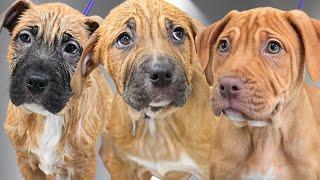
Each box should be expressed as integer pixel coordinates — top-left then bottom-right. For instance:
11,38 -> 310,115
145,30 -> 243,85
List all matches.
219,77 -> 244,98
149,59 -> 174,87
25,75 -> 49,94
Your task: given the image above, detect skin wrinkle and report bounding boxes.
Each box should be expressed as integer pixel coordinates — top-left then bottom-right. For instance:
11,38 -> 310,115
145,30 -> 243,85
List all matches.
226,21 -> 280,118
197,7 -> 320,179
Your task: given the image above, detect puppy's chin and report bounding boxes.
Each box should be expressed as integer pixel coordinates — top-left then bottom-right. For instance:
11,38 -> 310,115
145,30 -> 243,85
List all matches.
223,108 -> 270,128
145,100 -> 176,119
149,100 -> 172,111
123,84 -> 191,112
23,103 -> 54,116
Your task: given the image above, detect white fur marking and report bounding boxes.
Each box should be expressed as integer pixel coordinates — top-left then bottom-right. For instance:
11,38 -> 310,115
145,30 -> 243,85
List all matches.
33,114 -> 64,175
147,118 -> 156,135
247,120 -> 269,127
128,152 -> 201,179
224,110 -> 246,122
224,110 -> 269,127
26,104 -> 65,175
24,103 -> 52,116
151,176 -> 161,180
149,100 -> 171,107
244,166 -> 276,180
144,108 -> 158,135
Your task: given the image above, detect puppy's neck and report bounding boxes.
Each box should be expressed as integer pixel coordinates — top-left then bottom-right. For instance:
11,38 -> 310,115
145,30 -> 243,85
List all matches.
224,83 -> 319,161
277,84 -> 317,129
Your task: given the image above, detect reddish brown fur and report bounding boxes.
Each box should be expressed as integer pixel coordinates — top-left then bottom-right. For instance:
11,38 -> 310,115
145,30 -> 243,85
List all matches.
196,8 -> 320,179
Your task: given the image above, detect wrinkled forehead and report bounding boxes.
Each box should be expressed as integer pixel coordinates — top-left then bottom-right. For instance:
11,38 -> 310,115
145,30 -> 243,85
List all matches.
222,9 -> 296,43
101,0 -> 191,37
12,3 -> 88,44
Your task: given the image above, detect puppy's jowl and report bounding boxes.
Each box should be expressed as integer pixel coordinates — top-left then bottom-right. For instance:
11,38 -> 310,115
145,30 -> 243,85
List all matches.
197,8 -> 320,179
1,0 -> 112,179
72,0 -> 217,179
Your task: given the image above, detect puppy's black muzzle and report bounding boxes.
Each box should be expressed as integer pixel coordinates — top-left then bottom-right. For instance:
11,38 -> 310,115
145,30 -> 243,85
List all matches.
10,60 -> 73,114
123,55 -> 191,111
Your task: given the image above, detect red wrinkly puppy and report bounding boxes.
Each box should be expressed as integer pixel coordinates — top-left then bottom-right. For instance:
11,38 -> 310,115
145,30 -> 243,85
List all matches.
196,7 -> 320,179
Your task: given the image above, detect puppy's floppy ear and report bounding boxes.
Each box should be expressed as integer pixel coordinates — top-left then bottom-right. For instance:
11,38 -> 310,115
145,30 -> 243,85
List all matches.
188,17 -> 205,67
286,10 -> 320,82
85,15 -> 103,35
189,17 -> 205,39
71,31 -> 101,98
195,11 -> 238,86
0,0 -> 33,33
71,16 -> 103,98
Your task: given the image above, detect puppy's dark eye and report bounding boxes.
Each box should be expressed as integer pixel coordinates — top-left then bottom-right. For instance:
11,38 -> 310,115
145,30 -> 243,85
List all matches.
266,40 -> 282,54
117,32 -> 132,47
64,41 -> 80,54
19,32 -> 32,44
172,27 -> 185,41
172,27 -> 186,42
218,38 -> 229,53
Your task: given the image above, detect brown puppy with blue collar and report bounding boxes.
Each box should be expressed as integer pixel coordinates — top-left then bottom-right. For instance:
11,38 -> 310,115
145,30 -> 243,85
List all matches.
72,0 -> 216,179
1,0 -> 112,179
196,8 -> 320,179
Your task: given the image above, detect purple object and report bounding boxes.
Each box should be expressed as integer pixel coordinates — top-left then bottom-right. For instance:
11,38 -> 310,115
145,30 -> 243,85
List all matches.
83,0 -> 95,16
298,0 -> 304,10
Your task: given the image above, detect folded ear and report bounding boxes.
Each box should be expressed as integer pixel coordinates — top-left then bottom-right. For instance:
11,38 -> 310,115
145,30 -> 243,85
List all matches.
189,17 -> 205,39
286,10 -> 320,82
85,15 -> 103,35
71,32 -> 101,98
71,15 -> 103,98
195,11 -> 238,86
0,0 -> 33,33
187,17 -> 205,68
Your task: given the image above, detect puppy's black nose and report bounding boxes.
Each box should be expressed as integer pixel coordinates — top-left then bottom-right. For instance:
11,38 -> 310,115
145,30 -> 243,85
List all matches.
219,77 -> 244,99
25,75 -> 49,94
149,59 -> 174,87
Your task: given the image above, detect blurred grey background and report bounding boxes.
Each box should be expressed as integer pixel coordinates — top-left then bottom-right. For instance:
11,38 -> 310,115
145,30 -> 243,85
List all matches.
0,0 -> 320,179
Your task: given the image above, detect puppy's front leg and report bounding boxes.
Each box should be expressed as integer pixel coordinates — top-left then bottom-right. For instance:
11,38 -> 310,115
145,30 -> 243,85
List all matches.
99,132 -> 151,180
99,146 -> 138,179
72,155 -> 96,180
16,152 -> 47,180
163,171 -> 192,180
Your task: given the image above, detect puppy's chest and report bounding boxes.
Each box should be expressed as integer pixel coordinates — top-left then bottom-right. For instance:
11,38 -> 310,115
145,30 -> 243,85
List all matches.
128,151 -> 202,179
242,165 -> 278,180
119,115 -> 205,178
30,115 -> 69,176
240,154 -> 289,180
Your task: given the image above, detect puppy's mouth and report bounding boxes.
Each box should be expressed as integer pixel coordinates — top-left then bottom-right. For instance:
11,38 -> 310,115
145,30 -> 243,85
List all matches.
222,108 -> 270,127
148,100 -> 172,112
123,77 -> 190,111
219,100 -> 282,128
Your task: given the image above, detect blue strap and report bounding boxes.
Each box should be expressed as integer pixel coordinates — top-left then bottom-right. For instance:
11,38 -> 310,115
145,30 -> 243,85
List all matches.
83,0 -> 95,16
298,0 -> 304,10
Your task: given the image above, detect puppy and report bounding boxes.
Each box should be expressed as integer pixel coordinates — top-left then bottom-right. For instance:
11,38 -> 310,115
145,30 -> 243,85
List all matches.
1,0 -> 112,179
71,0 -> 216,179
196,8 -> 320,179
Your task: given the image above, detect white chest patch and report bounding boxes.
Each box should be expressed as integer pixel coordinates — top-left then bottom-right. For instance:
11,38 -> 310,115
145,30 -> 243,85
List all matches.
31,114 -> 65,175
127,152 -> 201,178
243,166 -> 276,180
